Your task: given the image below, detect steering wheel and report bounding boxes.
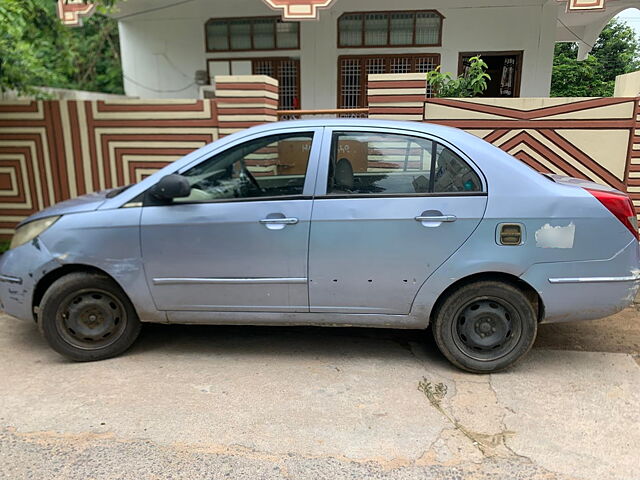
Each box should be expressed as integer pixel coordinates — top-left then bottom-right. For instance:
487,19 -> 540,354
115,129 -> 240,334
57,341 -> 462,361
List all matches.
240,163 -> 264,194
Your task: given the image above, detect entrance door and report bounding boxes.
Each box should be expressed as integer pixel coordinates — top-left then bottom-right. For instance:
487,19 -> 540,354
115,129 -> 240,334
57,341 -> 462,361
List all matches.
459,51 -> 523,97
308,128 -> 487,314
140,128 -> 321,312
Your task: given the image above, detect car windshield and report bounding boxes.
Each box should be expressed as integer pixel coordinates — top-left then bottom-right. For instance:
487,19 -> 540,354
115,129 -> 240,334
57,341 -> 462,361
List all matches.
105,184 -> 133,198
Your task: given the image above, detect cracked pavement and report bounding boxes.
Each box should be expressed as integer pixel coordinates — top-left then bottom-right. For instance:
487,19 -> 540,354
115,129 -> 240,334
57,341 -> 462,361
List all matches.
1,309 -> 639,480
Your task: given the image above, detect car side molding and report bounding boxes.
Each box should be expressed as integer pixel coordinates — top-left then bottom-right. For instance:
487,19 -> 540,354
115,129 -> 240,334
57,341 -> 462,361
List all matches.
548,274 -> 640,284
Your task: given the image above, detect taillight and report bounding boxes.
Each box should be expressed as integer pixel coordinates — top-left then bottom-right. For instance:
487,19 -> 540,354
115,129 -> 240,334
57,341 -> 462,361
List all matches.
585,188 -> 639,240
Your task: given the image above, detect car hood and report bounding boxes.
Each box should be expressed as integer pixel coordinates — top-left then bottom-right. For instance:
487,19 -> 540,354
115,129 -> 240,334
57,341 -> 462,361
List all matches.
17,188 -> 116,227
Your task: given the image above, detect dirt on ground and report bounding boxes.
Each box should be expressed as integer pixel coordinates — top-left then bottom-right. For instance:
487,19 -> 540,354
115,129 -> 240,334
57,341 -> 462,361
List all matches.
0,308 -> 638,480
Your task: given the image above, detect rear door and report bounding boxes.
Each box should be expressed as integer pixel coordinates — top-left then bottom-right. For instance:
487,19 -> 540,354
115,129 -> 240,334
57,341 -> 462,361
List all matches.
308,127 -> 488,314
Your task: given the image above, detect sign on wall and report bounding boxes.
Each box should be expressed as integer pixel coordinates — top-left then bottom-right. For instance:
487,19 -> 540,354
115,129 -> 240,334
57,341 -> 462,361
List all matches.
57,0 -> 96,27
558,0 -> 607,11
261,0 -> 337,20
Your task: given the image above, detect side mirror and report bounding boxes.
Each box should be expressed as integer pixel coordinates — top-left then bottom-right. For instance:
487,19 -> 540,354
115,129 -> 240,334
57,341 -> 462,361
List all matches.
150,174 -> 191,200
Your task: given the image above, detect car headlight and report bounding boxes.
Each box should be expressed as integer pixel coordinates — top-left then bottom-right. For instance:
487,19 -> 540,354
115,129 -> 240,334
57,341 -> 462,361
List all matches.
10,216 -> 60,250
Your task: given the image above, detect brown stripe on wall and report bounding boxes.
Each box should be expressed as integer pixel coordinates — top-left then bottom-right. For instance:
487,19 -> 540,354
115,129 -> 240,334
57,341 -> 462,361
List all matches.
426,97 -> 634,121
0,101 -> 39,113
96,101 -> 206,113
216,83 -> 279,94
368,81 -> 427,89
67,101 -> 87,196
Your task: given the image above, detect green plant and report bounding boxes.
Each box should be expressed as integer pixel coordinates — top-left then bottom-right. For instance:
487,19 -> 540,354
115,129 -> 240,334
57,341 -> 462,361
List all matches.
0,240 -> 10,254
426,56 -> 491,98
551,18 -> 640,97
0,0 -> 123,97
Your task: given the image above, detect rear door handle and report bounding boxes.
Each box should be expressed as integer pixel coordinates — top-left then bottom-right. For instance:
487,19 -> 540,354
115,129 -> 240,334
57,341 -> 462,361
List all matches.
415,215 -> 457,223
259,218 -> 299,225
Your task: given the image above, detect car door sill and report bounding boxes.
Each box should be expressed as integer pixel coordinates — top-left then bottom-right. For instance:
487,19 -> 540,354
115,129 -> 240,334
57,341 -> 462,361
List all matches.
161,311 -> 426,329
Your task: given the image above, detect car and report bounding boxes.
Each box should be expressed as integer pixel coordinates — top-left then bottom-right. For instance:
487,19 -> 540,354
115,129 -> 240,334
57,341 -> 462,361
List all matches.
1,119 -> 639,372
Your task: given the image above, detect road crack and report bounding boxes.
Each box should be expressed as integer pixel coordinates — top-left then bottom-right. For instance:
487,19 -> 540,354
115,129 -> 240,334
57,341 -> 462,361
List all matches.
418,377 -> 517,457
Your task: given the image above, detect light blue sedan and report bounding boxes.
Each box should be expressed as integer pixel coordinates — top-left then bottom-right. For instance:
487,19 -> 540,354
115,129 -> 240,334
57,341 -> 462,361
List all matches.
1,120 -> 638,372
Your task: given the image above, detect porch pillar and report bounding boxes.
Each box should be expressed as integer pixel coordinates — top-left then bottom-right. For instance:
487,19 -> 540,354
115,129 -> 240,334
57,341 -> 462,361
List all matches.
366,73 -> 427,122
213,75 -> 279,136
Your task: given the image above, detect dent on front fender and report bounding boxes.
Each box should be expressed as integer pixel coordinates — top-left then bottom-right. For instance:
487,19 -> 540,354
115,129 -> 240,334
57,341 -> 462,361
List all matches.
0,238 -> 61,320
36,208 -> 165,323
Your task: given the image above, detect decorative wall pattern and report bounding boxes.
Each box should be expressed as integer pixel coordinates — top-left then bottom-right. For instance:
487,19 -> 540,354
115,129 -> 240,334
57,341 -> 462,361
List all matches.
626,98 -> 640,211
423,97 -> 636,194
56,0 -> 96,27
558,0 -> 607,12
261,0 -> 337,19
2,74 -> 640,237
0,100 -> 219,236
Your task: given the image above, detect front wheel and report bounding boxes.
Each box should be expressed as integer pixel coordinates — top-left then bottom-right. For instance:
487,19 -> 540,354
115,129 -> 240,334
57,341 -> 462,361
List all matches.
432,281 -> 537,373
39,272 -> 141,361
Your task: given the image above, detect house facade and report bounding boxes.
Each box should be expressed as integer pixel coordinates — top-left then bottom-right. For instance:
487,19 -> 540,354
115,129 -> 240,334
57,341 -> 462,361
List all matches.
106,0 -> 636,109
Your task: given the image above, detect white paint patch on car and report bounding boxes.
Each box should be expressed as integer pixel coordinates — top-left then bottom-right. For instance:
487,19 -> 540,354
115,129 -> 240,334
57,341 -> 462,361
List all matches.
535,222 -> 575,249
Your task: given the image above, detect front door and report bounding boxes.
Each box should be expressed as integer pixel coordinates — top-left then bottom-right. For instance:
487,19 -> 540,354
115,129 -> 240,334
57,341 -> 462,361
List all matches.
308,128 -> 487,314
140,128 -> 321,312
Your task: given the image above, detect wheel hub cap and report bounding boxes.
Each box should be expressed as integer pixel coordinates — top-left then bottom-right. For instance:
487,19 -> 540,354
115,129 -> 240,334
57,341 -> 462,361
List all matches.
58,290 -> 126,349
456,300 -> 514,353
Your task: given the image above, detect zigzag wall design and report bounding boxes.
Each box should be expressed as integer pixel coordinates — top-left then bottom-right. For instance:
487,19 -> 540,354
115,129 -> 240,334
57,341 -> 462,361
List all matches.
424,97 -> 638,210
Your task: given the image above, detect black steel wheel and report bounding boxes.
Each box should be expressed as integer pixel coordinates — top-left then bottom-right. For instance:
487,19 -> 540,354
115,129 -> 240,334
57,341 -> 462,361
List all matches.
39,272 -> 141,361
432,280 -> 537,373
56,288 -> 128,350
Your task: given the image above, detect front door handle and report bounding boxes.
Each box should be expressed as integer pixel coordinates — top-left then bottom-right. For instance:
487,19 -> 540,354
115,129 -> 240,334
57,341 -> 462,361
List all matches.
259,218 -> 299,225
415,215 -> 457,223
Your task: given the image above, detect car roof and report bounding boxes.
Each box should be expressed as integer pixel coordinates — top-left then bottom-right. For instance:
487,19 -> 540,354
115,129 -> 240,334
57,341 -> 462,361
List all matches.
247,118 -> 464,138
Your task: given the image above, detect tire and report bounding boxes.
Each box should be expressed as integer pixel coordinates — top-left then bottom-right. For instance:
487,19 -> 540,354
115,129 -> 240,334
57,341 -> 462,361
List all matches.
38,272 -> 141,361
432,280 -> 537,373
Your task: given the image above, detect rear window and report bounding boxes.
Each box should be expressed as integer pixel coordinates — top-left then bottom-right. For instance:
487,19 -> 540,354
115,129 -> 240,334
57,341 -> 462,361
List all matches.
327,131 -> 482,195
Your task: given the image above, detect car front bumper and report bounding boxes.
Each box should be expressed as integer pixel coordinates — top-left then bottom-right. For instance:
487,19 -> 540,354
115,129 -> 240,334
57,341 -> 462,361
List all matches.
0,239 -> 60,322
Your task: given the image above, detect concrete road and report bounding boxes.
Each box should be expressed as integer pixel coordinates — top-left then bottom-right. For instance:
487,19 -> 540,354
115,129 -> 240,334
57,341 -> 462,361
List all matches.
0,310 -> 639,480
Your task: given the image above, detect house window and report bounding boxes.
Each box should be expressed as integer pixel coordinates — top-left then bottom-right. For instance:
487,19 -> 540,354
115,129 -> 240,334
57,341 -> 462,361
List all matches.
206,17 -> 300,52
253,58 -> 300,110
338,54 -> 440,109
207,57 -> 300,110
338,10 -> 443,48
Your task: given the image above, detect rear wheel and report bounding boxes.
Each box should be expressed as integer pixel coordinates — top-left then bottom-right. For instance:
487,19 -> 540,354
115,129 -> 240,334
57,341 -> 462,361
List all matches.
39,272 -> 141,361
432,281 -> 537,373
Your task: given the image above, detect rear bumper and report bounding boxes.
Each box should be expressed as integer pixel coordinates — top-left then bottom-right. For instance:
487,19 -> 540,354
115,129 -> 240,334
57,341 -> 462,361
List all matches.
521,239 -> 640,323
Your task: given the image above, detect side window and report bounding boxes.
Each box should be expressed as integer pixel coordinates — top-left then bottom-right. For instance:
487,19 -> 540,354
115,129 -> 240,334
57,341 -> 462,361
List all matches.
177,132 -> 314,203
327,131 -> 481,195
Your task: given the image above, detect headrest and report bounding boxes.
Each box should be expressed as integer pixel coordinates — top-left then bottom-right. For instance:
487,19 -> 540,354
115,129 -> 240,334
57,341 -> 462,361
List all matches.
334,158 -> 354,190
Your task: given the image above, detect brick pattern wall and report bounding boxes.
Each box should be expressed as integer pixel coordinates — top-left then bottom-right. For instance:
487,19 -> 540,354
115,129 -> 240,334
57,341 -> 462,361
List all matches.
214,75 -> 279,136
626,98 -> 640,212
367,73 -> 426,121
